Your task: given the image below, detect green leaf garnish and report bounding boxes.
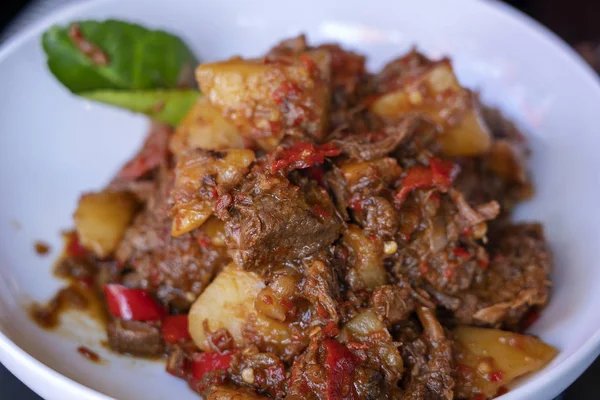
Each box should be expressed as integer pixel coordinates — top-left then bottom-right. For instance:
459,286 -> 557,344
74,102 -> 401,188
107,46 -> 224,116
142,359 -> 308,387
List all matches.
42,19 -> 200,125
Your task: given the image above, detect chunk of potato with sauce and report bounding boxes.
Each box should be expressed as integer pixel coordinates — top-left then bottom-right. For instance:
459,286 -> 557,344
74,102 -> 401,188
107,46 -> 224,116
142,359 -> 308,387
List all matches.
454,326 -> 557,398
74,191 -> 138,258
339,310 -> 404,374
171,149 -> 254,236
189,264 -> 291,353
196,50 -> 331,150
372,61 -> 491,157
344,225 -> 387,289
169,97 -> 244,156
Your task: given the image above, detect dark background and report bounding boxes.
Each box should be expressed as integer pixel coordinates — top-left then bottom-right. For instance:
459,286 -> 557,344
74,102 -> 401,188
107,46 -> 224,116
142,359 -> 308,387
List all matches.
0,0 -> 598,398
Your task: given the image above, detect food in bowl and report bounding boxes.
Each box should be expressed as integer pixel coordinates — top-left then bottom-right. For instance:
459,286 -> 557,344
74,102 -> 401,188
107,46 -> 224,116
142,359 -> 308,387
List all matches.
34,20 -> 557,400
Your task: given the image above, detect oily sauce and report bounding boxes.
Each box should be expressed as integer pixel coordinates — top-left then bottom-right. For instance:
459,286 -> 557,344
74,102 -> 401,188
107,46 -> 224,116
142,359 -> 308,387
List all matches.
77,346 -> 101,363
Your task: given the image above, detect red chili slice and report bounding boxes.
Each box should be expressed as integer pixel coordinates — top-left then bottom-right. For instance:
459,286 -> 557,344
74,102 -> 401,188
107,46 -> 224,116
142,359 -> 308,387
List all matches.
66,233 -> 87,258
312,204 -> 330,220
488,370 -> 504,383
162,315 -> 192,344
430,157 -> 460,186
395,157 -> 459,207
324,339 -> 359,400
272,81 -> 302,104
190,352 -> 234,381
453,247 -> 472,260
395,165 -> 434,205
103,284 -> 165,321
117,125 -> 168,180
270,142 -> 341,173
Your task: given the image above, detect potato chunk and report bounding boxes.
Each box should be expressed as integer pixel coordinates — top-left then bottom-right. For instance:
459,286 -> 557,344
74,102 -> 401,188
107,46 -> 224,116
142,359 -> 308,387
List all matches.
196,50 -> 331,149
189,264 -> 291,352
371,61 -> 491,156
169,97 -> 244,156
454,326 -> 557,398
339,310 -> 404,376
343,225 -> 387,289
170,149 -> 255,236
74,191 -> 138,258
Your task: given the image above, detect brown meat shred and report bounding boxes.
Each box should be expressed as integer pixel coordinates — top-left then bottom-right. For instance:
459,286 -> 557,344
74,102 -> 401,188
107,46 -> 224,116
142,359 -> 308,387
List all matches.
455,223 -> 552,329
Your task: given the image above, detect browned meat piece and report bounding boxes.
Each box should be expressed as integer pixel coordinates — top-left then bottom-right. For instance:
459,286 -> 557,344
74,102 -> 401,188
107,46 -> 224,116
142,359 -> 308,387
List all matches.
266,35 -> 308,57
370,285 -> 415,325
107,319 -> 164,356
397,308 -> 455,400
374,50 -> 432,93
301,258 -> 341,322
454,223 -> 552,329
220,170 -> 343,269
229,351 -> 287,398
393,187 -> 498,295
328,157 -> 402,238
331,117 -> 420,161
317,44 -> 369,132
287,313 -> 405,399
116,168 -> 229,309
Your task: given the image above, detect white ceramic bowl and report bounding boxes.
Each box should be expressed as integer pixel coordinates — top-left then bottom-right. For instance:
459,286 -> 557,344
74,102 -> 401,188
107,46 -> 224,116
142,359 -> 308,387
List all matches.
1,0 -> 599,399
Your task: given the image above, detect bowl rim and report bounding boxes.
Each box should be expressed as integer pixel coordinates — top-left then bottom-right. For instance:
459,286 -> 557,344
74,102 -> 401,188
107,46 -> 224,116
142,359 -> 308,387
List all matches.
1,0 -> 599,399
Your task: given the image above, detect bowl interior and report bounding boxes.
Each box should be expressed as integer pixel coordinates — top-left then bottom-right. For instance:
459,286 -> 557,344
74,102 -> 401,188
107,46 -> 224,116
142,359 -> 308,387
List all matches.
1,0 -> 600,399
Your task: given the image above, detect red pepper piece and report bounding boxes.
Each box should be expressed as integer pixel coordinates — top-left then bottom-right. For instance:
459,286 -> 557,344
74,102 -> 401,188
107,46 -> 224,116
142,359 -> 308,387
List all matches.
323,321 -> 340,337
66,233 -> 87,258
395,165 -> 434,205
488,370 -> 504,382
301,54 -> 319,74
272,81 -> 302,104
349,197 -> 363,213
270,142 -> 341,173
453,247 -> 472,260
444,264 -> 456,280
118,126 -> 168,180
420,261 -> 429,274
324,339 -> 358,400
190,352 -> 233,381
312,204 -> 330,220
196,234 -> 211,248
478,252 -> 490,270
162,315 -> 192,344
430,157 -> 460,186
395,158 -> 459,207
103,284 -> 165,321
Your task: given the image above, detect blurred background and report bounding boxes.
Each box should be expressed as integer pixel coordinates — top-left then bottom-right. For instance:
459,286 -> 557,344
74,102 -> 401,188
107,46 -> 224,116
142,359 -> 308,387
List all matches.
0,0 -> 598,398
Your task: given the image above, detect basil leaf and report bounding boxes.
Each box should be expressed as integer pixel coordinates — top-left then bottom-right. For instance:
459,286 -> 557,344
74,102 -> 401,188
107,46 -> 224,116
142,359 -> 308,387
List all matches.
83,89 -> 199,126
42,19 -> 200,125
